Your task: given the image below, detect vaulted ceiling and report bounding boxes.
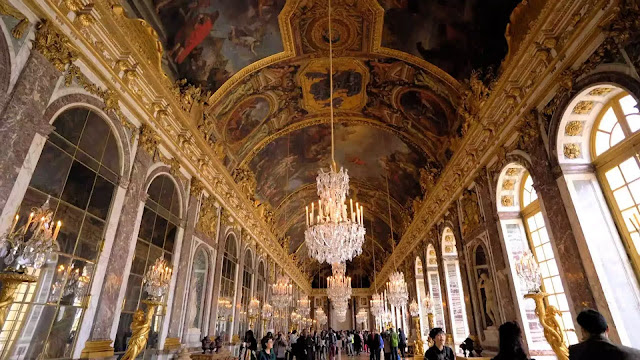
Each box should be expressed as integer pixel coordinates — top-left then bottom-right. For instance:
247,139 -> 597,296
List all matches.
124,0 -> 520,287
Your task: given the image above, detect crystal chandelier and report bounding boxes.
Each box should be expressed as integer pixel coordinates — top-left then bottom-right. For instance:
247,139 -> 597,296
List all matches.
261,303 -> 273,318
316,307 -> 328,325
356,308 -> 368,324
327,262 -> 352,303
422,295 -> 433,312
298,294 -> 311,316
143,257 -> 173,300
386,271 -> 409,308
409,299 -> 420,317
370,292 -> 385,318
384,175 -> 408,308
303,0 -> 365,265
1,197 -> 61,271
217,298 -> 233,320
333,299 -> 348,322
271,273 -> 293,309
515,250 -> 542,293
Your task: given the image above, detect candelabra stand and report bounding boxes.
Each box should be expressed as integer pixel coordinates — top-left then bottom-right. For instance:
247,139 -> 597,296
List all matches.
0,272 -> 36,328
412,316 -> 424,356
426,313 -> 434,347
524,292 -> 568,360
121,257 -> 172,360
121,299 -> 162,360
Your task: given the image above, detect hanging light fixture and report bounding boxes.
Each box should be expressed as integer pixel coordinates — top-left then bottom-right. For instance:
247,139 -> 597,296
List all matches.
316,307 -> 328,326
369,218 -> 385,318
384,175 -> 409,308
304,0 -> 366,265
409,299 -> 420,317
271,273 -> 293,309
356,308 -> 368,325
333,298 -> 348,322
327,262 -> 352,303
298,294 -> 311,317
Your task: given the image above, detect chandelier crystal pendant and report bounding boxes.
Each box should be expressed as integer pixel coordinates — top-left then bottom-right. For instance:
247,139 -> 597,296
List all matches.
271,273 -> 293,309
327,262 -> 352,303
303,0 -> 365,265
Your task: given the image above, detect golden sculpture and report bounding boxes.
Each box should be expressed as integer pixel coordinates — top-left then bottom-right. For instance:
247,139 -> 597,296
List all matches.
412,316 -> 424,356
524,292 -> 569,360
121,299 -> 162,360
0,0 -> 30,38
426,313 -> 435,347
0,272 -> 37,329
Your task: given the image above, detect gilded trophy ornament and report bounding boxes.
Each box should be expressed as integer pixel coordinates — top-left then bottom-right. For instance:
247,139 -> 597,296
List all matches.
121,300 -> 162,360
524,292 -> 569,360
0,0 -> 30,38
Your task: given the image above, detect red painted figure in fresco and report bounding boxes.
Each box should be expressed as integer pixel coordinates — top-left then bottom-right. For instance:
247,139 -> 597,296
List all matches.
173,10 -> 219,64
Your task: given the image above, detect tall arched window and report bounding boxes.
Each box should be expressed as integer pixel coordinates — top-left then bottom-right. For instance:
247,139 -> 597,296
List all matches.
256,261 -> 265,337
441,228 -> 469,347
0,108 -> 121,359
555,84 -> 640,346
218,234 -> 238,336
186,247 -> 209,343
425,244 -> 445,330
115,174 -> 181,353
414,257 -> 428,340
238,249 -> 253,337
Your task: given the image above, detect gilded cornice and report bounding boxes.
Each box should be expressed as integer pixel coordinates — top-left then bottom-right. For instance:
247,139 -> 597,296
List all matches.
310,288 -> 372,297
372,0 -> 619,287
21,0 -> 312,293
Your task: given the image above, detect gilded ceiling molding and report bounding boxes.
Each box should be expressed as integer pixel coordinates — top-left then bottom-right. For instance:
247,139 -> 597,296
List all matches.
372,0 -> 619,287
20,0 -> 313,292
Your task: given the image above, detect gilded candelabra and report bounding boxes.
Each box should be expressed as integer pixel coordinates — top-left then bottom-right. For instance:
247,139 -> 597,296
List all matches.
122,257 -> 172,360
0,200 -> 61,329
525,292 -> 569,360
426,313 -> 435,347
408,299 -> 423,356
248,297 -> 260,329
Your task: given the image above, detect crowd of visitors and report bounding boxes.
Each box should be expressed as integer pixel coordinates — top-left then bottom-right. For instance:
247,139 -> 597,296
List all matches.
237,309 -> 639,360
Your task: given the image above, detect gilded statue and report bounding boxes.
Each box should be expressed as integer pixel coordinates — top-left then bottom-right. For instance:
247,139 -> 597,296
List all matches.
525,293 -> 569,360
0,0 -> 30,38
477,273 -> 498,327
121,307 -> 154,360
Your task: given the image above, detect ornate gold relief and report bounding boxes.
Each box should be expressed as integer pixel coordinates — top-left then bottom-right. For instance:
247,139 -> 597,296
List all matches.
138,125 -> 159,155
572,101 -> 594,114
190,179 -> 205,198
459,70 -> 492,135
197,196 -> 219,239
563,143 -> 582,159
231,166 -> 257,202
0,0 -> 30,38
505,168 -> 520,176
564,121 -> 583,136
460,189 -> 481,237
502,179 -> 515,190
588,87 -> 614,96
33,20 -> 78,71
501,195 -> 514,207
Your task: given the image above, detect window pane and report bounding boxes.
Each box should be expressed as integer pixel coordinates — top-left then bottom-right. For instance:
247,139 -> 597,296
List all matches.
606,167 -> 626,189
76,216 -> 104,261
102,133 -> 120,174
87,175 -> 115,220
552,276 -> 565,293
60,161 -> 96,210
139,208 -> 155,242
78,112 -> 110,160
595,131 -> 611,156
614,187 -> 634,209
599,107 -> 618,132
620,157 -> 640,182
619,95 -> 638,115
54,202 -> 85,255
30,143 -> 73,197
627,114 -> 640,133
53,108 -> 88,145
611,123 -> 625,147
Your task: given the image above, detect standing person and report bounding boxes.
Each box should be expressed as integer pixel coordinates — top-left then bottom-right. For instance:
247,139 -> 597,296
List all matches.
276,333 -> 288,360
320,331 -> 328,360
354,331 -> 362,355
328,329 -> 338,360
382,330 -> 391,360
290,331 -> 299,360
569,309 -> 640,360
306,331 -> 315,360
242,330 -> 259,360
348,331 -> 354,356
297,330 -> 308,360
390,328 -> 399,360
423,328 -> 454,360
398,329 -> 406,359
491,322 -> 529,360
259,337 -> 275,360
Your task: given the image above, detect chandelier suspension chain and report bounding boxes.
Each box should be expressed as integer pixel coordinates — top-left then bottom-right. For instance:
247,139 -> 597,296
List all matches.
386,174 -> 396,270
328,0 -> 335,167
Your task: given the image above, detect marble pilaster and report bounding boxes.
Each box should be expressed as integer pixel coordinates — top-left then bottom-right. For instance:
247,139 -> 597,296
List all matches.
168,193 -> 200,340
526,135 -> 597,312
208,220 -> 225,338
475,177 -> 518,323
0,51 -> 59,231
82,145 -> 154,349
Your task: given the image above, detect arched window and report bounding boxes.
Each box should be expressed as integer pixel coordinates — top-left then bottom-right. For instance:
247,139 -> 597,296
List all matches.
555,84 -> 640,346
115,174 -> 181,353
238,249 -> 253,337
0,108 -> 121,358
414,257 -> 428,340
186,247 -> 209,341
218,234 -> 238,336
256,261 -> 265,337
441,228 -> 469,347
425,244 -> 446,330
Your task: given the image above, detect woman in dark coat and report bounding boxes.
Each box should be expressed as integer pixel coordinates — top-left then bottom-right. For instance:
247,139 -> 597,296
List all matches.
354,331 -> 362,355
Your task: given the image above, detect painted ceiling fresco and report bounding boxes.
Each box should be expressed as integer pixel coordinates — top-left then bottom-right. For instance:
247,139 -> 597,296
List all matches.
125,0 -> 286,92
378,0 -> 522,80
124,0 -> 522,286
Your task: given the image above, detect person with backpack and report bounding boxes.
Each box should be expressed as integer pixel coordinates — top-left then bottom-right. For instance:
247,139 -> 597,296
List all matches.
398,329 -> 406,359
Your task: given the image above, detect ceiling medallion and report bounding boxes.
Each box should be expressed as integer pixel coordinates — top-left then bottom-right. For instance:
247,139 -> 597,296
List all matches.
304,0 -> 366,266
